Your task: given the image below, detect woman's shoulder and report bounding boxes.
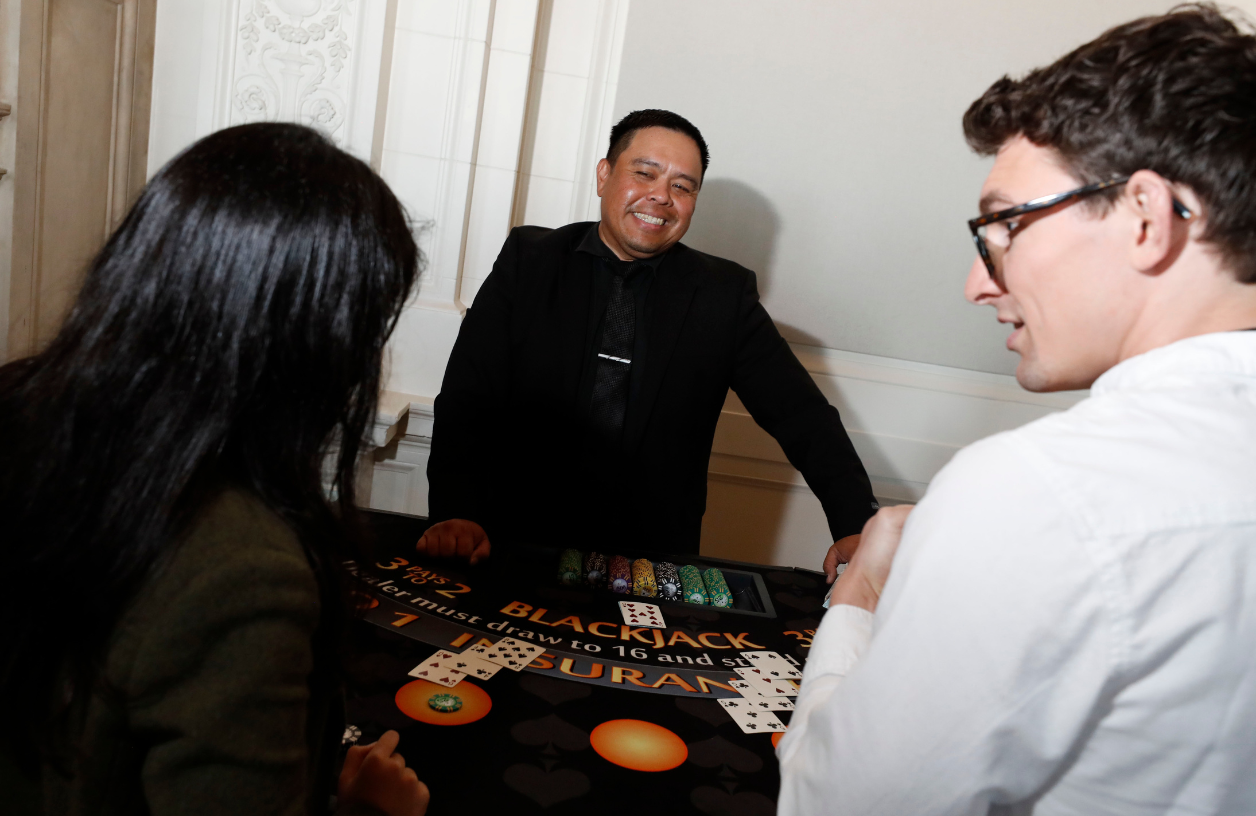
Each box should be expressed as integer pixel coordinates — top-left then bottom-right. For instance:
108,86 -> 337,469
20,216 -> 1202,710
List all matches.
178,486 -> 308,568
106,487 -> 321,693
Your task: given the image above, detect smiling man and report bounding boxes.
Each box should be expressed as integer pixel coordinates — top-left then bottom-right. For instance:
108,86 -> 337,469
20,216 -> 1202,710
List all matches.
420,109 -> 875,563
780,5 -> 1256,814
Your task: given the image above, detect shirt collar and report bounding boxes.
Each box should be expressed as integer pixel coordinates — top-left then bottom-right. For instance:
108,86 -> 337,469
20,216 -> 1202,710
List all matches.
576,222 -> 668,271
1090,330 -> 1256,397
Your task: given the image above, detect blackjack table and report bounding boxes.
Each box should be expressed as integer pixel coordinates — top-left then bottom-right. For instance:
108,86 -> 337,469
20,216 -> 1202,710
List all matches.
343,509 -> 830,816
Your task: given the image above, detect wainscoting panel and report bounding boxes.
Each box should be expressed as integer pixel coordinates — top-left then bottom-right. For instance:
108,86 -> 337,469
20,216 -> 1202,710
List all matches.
364,345 -> 1087,570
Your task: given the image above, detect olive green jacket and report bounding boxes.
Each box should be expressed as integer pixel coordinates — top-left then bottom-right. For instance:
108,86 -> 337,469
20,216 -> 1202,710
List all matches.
3,488 -> 369,815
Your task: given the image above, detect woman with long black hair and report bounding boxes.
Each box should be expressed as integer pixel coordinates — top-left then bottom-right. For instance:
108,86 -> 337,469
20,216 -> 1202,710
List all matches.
0,123 -> 428,815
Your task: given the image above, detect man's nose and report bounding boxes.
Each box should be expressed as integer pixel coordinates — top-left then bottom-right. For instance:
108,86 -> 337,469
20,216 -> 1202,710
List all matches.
647,179 -> 672,205
964,256 -> 1002,304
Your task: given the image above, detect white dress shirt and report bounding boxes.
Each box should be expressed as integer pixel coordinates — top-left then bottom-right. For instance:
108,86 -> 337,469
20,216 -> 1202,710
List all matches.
778,331 -> 1256,816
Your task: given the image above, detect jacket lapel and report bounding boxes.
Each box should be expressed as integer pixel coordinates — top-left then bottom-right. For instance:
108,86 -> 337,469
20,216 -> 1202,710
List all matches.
556,238 -> 597,404
624,245 -> 700,452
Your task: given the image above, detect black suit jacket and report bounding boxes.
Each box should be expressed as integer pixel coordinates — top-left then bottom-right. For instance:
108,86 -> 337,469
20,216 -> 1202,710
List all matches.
428,222 -> 876,554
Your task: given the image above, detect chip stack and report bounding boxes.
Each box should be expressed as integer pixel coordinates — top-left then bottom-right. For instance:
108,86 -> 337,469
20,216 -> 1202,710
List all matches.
584,551 -> 607,588
631,558 -> 658,597
609,555 -> 632,594
702,567 -> 733,608
679,564 -> 708,605
654,561 -> 682,601
427,693 -> 463,713
557,549 -> 583,586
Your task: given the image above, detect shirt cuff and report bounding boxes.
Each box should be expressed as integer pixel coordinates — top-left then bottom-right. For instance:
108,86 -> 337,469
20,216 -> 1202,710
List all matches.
803,603 -> 874,681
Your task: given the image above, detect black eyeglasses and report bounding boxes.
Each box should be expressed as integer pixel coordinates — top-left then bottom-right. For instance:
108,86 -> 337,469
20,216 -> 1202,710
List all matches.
968,177 -> 1193,280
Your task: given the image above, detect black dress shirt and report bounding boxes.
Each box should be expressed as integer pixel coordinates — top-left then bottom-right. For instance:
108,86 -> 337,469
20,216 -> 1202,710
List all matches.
573,223 -> 666,451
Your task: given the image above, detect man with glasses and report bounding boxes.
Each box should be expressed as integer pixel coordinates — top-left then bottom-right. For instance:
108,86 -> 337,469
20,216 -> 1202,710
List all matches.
779,6 -> 1256,814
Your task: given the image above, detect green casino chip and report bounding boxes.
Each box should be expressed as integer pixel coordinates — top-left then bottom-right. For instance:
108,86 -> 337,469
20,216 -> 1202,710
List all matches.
678,564 -> 708,605
427,693 -> 463,713
557,548 -> 583,586
702,567 -> 733,608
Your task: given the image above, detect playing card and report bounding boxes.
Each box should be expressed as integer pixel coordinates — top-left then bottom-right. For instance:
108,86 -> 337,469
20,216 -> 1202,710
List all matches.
407,651 -> 465,687
741,650 -> 803,679
439,651 -> 502,680
619,601 -> 666,629
729,679 -> 770,698
738,647 -> 798,677
465,637 -> 543,671
719,697 -> 794,712
726,707 -> 787,734
731,672 -> 798,697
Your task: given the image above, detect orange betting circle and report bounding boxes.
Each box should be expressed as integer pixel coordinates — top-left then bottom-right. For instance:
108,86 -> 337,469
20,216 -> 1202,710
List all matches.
590,719 -> 688,772
394,679 -> 492,726
772,731 -> 784,749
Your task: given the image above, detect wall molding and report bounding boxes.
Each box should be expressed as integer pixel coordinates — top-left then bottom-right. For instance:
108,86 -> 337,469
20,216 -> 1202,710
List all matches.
365,346 -> 1088,517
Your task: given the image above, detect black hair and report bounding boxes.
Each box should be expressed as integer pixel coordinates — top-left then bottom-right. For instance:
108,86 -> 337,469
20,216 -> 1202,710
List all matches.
963,3 -> 1256,283
607,109 -> 710,177
0,122 -> 419,752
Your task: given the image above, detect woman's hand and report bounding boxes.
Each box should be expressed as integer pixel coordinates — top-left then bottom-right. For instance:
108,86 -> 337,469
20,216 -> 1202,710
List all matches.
339,730 -> 430,816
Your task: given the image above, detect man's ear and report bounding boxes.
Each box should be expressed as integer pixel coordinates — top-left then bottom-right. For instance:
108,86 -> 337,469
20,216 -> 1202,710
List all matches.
1126,169 -> 1186,275
595,158 -> 611,196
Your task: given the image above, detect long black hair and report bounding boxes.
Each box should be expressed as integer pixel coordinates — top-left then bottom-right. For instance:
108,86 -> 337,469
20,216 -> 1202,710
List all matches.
0,122 -> 419,748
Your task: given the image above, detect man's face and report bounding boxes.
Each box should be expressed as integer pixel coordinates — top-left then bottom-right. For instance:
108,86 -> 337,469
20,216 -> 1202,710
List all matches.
965,136 -> 1144,392
596,127 -> 702,259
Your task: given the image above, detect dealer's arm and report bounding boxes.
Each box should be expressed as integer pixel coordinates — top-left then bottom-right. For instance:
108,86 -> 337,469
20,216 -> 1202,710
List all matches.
417,229 -> 532,566
728,270 -> 878,575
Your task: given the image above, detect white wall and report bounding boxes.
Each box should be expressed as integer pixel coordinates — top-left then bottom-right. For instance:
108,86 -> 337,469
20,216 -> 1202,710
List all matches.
146,0 -> 1244,569
0,0 -> 21,361
614,0 -> 1250,376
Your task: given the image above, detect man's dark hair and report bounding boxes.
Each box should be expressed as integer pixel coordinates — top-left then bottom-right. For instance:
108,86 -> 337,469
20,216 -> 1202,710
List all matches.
963,3 -> 1256,283
607,109 -> 710,178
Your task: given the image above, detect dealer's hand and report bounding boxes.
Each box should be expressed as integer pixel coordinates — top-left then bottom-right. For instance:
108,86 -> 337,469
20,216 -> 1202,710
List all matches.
338,730 -> 430,816
416,518 -> 491,566
828,505 -> 914,613
822,534 -> 862,584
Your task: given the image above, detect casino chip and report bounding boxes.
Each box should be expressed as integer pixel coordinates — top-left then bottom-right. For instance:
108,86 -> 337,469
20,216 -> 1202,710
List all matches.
342,725 -> 362,745
655,561 -> 681,601
608,555 -> 632,594
702,567 -> 732,608
427,693 -> 463,713
557,548 -> 583,586
679,564 -> 708,605
585,551 -> 608,588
